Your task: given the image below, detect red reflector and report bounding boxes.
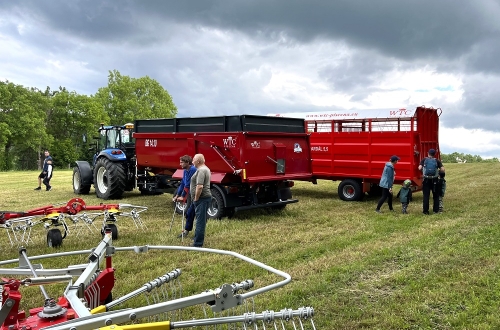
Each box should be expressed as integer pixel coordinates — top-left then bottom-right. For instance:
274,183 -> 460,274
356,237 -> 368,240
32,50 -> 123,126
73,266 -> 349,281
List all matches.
287,181 -> 295,187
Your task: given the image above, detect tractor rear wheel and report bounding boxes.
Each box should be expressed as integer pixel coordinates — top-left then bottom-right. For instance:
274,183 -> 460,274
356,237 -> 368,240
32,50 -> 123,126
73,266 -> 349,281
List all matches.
94,158 -> 126,200
338,179 -> 363,201
73,167 -> 91,194
47,229 -> 63,248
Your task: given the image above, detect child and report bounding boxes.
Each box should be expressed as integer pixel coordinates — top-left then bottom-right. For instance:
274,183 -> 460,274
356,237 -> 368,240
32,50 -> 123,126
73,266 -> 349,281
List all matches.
396,179 -> 413,214
438,171 -> 446,213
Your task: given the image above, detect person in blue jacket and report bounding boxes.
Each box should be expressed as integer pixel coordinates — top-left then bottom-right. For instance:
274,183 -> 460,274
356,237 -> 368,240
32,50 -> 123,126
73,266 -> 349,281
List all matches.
375,155 -> 399,213
172,155 -> 197,238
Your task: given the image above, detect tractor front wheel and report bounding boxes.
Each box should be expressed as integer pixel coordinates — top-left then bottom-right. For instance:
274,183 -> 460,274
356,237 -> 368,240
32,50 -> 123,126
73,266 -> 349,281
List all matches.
94,158 -> 126,200
73,167 -> 91,194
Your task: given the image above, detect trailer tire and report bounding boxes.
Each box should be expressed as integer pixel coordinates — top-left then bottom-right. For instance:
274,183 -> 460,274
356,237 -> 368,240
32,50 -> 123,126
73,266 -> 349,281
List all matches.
73,167 -> 91,194
338,179 -> 363,201
94,158 -> 126,200
47,229 -> 63,248
208,189 -> 225,219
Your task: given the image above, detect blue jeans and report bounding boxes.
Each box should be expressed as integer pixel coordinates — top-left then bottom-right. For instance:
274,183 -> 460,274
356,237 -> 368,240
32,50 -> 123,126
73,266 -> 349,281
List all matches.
193,197 -> 211,247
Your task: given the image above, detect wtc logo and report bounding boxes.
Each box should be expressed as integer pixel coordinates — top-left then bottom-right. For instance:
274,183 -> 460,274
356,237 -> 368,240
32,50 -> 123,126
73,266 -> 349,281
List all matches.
223,136 -> 237,148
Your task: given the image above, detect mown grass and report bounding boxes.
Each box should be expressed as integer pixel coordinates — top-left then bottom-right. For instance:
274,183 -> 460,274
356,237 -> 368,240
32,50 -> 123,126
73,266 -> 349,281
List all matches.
1,163 -> 500,329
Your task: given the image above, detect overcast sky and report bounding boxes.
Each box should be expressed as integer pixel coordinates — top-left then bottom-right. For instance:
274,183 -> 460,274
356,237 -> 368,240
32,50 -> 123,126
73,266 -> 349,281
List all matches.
1,0 -> 500,158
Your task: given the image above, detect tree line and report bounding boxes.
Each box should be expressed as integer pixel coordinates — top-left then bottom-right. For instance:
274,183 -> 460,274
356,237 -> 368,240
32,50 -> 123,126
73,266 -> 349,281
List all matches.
440,152 -> 499,163
2,72 -> 497,171
0,70 -> 177,170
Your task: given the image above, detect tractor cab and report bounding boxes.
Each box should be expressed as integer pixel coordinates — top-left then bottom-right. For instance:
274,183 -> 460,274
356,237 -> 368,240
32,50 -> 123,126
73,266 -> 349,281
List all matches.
98,123 -> 135,150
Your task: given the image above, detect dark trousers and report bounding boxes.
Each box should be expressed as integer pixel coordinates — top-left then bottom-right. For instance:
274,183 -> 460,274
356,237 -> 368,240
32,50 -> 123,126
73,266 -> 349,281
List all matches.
376,188 -> 393,210
422,178 -> 441,213
184,194 -> 195,231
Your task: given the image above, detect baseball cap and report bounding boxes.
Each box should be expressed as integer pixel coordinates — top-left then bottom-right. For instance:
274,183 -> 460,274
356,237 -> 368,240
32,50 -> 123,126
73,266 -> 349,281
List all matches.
428,149 -> 436,156
390,155 -> 400,162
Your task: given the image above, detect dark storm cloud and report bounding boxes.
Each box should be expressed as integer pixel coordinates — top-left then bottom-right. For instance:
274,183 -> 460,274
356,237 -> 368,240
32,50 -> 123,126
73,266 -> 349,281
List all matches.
2,0 -> 500,156
5,0 -> 499,65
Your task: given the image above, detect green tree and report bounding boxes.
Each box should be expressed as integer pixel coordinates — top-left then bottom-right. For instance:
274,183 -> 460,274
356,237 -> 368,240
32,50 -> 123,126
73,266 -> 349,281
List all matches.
95,70 -> 177,124
0,81 -> 51,170
45,87 -> 108,167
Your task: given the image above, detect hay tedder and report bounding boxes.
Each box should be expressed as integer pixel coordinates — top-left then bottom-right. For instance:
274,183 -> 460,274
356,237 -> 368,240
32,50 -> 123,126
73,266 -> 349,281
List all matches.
0,233 -> 317,330
0,198 -> 147,248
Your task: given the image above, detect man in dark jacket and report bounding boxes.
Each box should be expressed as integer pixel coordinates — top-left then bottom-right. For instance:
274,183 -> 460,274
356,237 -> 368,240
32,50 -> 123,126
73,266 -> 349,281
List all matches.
34,150 -> 53,191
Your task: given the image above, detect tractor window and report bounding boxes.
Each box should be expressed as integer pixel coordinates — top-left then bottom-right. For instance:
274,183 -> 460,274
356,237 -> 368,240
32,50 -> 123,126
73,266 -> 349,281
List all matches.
106,130 -> 118,148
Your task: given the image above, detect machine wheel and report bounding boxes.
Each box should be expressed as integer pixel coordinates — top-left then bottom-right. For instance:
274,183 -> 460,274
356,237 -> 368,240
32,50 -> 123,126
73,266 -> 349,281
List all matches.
338,179 -> 363,201
102,223 -> 119,240
73,167 -> 91,194
94,158 -> 126,200
104,293 -> 113,304
207,189 -> 225,219
47,229 -> 63,248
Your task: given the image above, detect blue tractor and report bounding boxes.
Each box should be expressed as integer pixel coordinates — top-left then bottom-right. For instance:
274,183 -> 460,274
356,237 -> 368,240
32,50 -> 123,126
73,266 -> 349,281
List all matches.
73,123 -> 136,199
73,123 -> 175,199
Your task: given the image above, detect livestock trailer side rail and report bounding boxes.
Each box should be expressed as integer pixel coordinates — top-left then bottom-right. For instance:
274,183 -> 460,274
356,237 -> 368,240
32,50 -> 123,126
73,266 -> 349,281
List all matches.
270,106 -> 441,201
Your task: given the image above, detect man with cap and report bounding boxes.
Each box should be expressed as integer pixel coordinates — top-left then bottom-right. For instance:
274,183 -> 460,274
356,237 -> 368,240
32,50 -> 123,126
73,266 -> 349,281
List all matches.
418,149 -> 445,215
375,155 -> 400,213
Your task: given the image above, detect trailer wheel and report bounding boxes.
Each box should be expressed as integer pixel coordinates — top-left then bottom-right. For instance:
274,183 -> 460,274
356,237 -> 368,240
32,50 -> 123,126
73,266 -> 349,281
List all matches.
94,158 -> 126,200
73,167 -> 91,194
338,179 -> 363,201
208,189 -> 225,219
47,229 -> 63,248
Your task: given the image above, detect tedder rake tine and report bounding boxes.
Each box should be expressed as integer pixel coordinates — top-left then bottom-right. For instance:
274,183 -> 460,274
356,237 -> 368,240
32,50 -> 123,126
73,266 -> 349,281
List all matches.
116,204 -> 148,230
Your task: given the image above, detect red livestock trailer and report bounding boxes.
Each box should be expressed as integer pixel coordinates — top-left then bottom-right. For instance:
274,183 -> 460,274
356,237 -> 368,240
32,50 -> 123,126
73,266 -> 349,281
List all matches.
133,115 -> 312,218
270,106 -> 441,201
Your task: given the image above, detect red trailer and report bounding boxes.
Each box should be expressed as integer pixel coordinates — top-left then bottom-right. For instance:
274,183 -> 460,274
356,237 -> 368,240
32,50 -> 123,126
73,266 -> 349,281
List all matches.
270,106 -> 441,201
133,115 -> 312,218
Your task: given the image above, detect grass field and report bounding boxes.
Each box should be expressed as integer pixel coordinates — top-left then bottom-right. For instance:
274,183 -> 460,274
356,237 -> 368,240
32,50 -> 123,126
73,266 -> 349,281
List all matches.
1,163 -> 500,329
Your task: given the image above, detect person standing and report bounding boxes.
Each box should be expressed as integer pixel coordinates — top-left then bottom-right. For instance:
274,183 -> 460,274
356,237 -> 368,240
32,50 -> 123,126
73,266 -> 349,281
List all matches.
190,154 -> 212,247
375,155 -> 399,213
173,155 -> 197,238
34,150 -> 53,191
418,149 -> 445,215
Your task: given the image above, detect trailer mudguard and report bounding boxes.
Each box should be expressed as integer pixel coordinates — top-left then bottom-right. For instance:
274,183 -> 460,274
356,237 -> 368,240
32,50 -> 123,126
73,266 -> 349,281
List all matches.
74,161 -> 93,185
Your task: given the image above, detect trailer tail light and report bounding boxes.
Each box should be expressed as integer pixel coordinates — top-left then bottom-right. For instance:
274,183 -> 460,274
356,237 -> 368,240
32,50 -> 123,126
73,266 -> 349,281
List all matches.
111,150 -> 123,155
286,181 -> 295,188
